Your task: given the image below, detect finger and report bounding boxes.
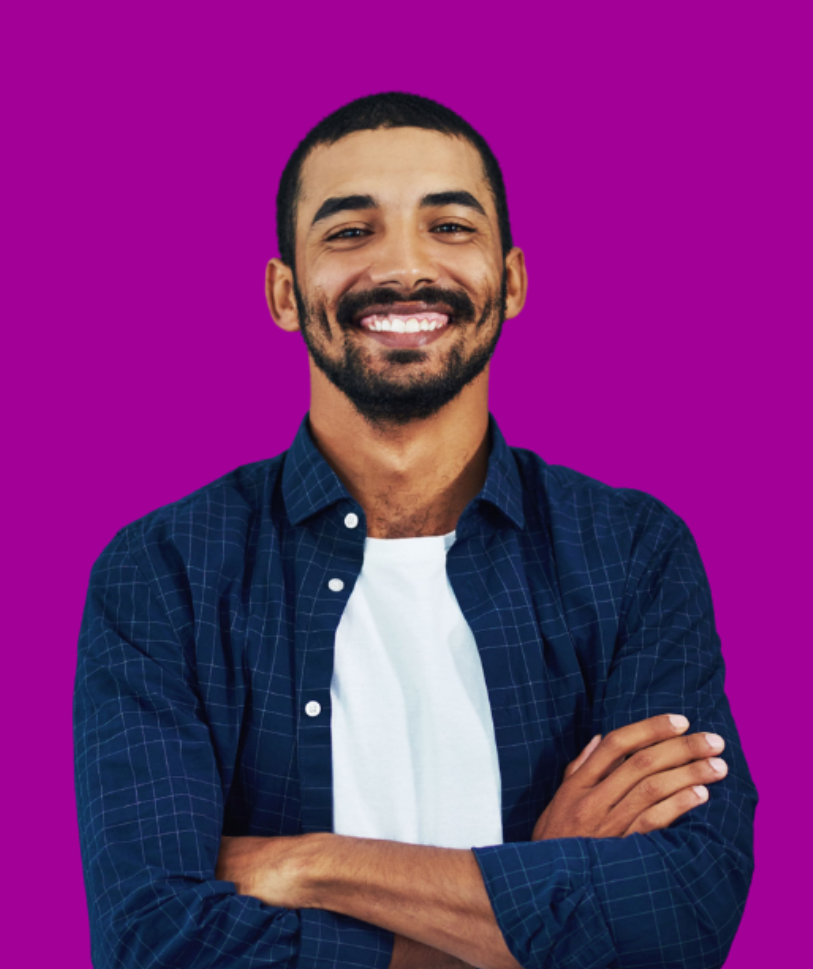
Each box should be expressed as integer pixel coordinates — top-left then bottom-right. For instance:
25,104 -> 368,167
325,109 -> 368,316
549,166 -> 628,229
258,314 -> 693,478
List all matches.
597,730 -> 726,808
608,754 -> 728,832
570,714 -> 691,788
622,783 -> 710,837
564,734 -> 602,779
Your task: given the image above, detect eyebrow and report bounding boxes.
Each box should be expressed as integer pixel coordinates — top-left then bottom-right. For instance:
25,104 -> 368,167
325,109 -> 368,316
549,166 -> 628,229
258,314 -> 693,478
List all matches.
419,190 -> 486,216
310,194 -> 376,226
309,189 -> 487,228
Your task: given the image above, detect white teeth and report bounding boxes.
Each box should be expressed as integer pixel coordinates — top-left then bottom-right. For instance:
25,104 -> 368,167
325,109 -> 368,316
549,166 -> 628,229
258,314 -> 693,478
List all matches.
360,314 -> 449,332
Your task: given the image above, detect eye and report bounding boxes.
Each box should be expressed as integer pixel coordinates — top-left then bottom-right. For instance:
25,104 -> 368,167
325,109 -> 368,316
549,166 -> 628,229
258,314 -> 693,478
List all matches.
326,227 -> 370,241
432,222 -> 475,235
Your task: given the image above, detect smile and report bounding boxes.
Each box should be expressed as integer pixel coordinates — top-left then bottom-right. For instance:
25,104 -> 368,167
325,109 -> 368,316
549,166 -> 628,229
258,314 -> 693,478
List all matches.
350,299 -> 456,348
354,312 -> 451,348
359,312 -> 449,333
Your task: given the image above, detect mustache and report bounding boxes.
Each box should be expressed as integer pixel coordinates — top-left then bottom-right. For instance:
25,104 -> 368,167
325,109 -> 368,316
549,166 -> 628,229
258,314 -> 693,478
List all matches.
334,286 -> 478,327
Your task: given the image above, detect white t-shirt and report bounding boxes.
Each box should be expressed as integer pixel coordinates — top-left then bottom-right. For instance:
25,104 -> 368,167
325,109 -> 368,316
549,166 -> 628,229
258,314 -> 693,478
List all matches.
330,530 -> 503,849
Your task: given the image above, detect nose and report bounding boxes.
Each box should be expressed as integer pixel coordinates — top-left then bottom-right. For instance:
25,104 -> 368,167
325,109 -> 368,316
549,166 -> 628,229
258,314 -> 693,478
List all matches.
368,221 -> 439,291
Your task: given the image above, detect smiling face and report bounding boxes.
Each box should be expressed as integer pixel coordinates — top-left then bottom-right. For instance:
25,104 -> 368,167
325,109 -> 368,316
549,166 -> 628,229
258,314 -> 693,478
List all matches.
266,126 -> 526,428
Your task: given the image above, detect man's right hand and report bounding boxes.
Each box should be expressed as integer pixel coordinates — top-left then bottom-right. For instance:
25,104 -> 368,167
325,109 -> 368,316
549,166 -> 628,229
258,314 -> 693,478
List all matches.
531,714 -> 728,841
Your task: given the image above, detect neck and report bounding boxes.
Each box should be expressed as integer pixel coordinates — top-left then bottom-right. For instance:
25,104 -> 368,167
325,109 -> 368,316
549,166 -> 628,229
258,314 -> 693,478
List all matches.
307,365 -> 491,538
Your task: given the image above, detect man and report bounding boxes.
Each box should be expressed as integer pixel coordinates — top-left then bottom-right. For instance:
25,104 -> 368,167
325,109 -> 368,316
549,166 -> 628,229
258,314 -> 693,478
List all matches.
74,92 -> 756,969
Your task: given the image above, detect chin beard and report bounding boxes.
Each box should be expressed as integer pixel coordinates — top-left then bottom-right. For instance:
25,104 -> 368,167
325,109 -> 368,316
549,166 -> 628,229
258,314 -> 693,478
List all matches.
293,277 -> 507,429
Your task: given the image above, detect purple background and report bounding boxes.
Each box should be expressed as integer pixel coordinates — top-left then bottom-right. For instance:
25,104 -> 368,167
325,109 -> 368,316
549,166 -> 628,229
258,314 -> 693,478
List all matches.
3,3 -> 810,965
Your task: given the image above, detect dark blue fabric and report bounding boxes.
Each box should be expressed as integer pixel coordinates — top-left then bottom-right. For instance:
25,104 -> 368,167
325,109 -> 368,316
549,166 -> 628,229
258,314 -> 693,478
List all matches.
74,413 -> 756,969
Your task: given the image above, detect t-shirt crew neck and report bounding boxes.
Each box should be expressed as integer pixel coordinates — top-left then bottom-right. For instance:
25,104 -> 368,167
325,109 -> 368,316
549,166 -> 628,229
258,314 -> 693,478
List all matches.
362,528 -> 457,557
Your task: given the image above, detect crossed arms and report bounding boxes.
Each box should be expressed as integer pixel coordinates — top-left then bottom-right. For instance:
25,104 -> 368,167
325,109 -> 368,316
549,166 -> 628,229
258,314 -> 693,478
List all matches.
74,521 -> 756,969
214,715 -> 733,969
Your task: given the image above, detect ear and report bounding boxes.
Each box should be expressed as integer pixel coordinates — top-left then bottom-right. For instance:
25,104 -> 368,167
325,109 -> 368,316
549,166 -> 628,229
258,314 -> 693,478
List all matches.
265,259 -> 302,332
503,247 -> 528,321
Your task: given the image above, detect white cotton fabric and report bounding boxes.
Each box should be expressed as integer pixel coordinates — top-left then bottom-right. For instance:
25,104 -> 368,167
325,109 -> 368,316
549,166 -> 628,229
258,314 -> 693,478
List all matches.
330,530 -> 503,849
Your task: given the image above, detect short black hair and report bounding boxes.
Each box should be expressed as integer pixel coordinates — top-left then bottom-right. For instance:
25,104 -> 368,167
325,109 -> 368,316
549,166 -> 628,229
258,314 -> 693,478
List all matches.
275,91 -> 513,270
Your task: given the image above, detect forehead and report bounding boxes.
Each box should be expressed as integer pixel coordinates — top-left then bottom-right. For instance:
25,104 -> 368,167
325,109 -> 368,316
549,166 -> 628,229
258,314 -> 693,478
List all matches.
298,127 -> 492,220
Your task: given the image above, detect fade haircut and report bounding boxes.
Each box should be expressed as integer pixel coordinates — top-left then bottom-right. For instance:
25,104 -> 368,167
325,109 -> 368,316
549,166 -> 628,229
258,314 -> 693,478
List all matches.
276,91 -> 513,271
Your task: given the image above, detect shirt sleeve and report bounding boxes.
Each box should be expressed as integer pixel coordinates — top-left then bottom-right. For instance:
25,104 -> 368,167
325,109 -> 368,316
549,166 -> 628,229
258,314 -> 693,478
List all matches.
471,515 -> 758,969
73,527 -> 394,969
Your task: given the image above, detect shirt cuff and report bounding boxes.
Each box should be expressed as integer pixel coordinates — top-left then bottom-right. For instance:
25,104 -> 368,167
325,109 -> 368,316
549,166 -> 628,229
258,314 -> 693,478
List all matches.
299,908 -> 394,969
472,839 -> 616,969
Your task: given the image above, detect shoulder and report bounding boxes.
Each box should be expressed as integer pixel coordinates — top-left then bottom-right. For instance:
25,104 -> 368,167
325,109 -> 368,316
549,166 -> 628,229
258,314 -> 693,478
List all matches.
93,452 -> 287,579
509,446 -> 690,564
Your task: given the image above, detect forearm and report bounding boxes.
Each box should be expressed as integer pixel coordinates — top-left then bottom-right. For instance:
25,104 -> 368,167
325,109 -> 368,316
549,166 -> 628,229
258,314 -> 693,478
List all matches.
219,835 -> 478,968
298,834 -> 521,969
390,932 -> 473,969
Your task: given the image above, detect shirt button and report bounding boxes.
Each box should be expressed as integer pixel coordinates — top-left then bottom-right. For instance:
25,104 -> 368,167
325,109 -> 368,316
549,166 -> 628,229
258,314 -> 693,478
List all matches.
328,578 -> 344,592
344,512 -> 359,529
305,701 -> 321,717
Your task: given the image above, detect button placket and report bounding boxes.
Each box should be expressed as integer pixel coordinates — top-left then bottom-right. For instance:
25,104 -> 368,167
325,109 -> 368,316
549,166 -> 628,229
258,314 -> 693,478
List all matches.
293,518 -> 364,836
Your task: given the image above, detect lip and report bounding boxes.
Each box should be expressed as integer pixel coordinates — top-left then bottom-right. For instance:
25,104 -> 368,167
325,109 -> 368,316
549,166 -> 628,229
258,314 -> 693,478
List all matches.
351,301 -> 456,324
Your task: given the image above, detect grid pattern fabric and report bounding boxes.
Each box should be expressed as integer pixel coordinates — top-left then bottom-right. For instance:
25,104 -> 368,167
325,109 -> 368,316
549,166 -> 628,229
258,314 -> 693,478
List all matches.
74,413 -> 757,968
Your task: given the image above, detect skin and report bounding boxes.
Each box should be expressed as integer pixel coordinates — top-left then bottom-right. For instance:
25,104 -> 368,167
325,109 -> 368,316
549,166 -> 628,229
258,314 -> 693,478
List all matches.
215,127 -> 730,969
265,126 -> 528,538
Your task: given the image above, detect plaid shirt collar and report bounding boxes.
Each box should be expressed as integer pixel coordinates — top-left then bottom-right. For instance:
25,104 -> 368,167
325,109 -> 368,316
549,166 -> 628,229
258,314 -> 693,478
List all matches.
281,411 -> 525,531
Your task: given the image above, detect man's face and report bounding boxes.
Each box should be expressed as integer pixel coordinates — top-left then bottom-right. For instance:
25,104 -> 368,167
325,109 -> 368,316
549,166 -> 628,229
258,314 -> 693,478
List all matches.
289,127 -> 511,427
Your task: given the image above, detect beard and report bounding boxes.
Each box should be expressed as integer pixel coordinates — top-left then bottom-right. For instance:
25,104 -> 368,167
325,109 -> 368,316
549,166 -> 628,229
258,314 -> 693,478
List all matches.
292,275 -> 508,429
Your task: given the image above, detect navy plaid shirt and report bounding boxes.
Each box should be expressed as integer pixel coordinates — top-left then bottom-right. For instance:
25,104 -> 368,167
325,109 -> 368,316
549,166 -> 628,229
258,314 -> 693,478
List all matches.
74,413 -> 757,969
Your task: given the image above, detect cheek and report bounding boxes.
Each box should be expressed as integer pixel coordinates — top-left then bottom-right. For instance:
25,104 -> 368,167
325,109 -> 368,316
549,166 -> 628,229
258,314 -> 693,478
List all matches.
445,248 -> 501,294
307,249 -> 368,296
296,273 -> 335,321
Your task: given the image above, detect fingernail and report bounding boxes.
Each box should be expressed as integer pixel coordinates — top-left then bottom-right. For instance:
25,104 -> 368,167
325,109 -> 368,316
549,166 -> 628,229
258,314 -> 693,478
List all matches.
693,785 -> 708,800
705,733 -> 723,750
669,715 -> 689,729
709,758 -> 727,773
